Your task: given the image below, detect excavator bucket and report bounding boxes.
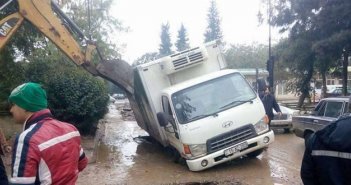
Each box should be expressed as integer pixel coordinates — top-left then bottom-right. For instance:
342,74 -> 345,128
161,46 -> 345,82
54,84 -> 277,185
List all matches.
96,59 -> 148,132
96,59 -> 134,96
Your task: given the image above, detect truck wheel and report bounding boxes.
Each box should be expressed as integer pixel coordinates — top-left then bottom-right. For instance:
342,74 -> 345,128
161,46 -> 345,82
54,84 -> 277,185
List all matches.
246,149 -> 264,158
173,151 -> 186,165
283,128 -> 290,133
167,147 -> 185,164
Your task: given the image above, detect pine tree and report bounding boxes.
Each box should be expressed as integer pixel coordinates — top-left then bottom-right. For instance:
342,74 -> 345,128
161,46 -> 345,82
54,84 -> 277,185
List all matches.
133,52 -> 159,66
204,0 -> 223,43
175,24 -> 190,52
159,22 -> 173,57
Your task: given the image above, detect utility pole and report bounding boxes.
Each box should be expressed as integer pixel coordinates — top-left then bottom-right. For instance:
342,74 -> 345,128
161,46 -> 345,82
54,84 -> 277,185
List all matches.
87,0 -> 92,40
266,0 -> 274,92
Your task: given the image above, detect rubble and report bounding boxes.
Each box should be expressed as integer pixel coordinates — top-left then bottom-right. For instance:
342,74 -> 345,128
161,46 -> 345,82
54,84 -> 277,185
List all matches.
117,100 -> 135,121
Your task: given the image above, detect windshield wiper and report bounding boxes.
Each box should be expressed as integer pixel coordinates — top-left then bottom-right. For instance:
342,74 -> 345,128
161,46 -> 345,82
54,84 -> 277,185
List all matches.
189,112 -> 218,121
220,100 -> 253,110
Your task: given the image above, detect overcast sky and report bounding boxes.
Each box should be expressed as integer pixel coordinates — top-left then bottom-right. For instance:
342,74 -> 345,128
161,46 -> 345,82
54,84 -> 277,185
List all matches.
111,0 -> 283,63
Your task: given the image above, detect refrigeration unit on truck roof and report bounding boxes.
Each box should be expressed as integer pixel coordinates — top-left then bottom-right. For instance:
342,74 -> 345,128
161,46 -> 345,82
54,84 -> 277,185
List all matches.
138,40 -> 227,86
161,45 -> 209,75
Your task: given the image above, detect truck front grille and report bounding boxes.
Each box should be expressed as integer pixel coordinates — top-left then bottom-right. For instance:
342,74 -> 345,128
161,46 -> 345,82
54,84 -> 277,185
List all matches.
206,124 -> 257,154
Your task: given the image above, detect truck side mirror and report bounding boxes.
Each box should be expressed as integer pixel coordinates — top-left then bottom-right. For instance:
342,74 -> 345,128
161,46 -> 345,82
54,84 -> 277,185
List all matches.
157,112 -> 171,127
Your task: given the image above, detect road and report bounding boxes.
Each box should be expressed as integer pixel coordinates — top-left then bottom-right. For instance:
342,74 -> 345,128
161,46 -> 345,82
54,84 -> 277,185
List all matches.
78,100 -> 305,185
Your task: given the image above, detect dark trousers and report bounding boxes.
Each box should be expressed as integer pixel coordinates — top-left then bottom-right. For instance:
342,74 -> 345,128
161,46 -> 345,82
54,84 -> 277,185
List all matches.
0,157 -> 8,185
268,118 -> 272,129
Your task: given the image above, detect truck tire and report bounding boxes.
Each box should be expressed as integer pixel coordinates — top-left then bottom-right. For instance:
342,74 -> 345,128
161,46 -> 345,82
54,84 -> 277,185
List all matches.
283,128 -> 290,133
166,147 -> 185,165
246,149 -> 264,158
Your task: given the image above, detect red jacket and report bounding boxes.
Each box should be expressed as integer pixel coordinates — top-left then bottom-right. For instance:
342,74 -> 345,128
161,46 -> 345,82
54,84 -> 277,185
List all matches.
10,109 -> 88,185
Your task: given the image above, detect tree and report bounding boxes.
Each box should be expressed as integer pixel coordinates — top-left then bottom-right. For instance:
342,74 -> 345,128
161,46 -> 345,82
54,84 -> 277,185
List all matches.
271,0 -> 351,99
0,50 -> 25,110
175,24 -> 190,52
204,0 -> 223,43
159,22 -> 173,57
225,44 -> 268,69
273,36 -> 316,107
133,52 -> 159,66
55,0 -> 126,61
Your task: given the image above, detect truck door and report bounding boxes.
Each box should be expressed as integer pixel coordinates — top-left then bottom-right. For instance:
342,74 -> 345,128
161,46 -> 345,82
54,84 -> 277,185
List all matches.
161,95 -> 181,142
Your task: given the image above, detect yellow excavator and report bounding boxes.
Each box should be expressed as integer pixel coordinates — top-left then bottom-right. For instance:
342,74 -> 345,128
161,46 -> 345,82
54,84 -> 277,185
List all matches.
0,0 -> 149,134
0,0 -> 134,95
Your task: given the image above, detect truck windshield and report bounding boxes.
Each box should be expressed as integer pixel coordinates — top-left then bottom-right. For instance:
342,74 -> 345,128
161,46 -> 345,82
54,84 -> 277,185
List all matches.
171,73 -> 256,124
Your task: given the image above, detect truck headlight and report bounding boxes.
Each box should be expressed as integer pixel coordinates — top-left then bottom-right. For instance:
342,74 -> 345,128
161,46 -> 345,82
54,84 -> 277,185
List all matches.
254,116 -> 269,134
185,144 -> 207,158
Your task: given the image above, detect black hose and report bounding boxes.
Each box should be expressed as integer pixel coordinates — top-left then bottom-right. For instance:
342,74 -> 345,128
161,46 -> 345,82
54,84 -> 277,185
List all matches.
51,0 -> 86,40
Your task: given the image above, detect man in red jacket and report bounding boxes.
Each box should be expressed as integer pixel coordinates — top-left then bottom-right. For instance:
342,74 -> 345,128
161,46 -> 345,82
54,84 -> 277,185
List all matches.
8,82 -> 88,185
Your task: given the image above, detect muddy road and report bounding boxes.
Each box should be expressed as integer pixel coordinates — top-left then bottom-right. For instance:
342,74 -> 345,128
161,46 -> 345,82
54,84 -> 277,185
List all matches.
77,100 -> 305,185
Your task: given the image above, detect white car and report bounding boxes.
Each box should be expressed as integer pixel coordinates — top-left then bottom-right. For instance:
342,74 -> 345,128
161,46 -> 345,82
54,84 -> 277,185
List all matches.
270,105 -> 299,133
112,93 -> 126,99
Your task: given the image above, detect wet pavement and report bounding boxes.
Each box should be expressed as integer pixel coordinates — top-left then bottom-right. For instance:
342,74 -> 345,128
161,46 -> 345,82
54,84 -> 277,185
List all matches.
0,100 -> 304,185
77,100 -> 305,185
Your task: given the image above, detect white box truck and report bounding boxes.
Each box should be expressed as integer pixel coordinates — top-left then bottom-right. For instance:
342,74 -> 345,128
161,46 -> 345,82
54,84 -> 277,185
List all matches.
129,40 -> 274,171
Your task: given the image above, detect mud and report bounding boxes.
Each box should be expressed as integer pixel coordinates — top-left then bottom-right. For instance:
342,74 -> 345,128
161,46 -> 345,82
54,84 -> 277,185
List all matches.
0,100 -> 304,185
77,100 -> 305,185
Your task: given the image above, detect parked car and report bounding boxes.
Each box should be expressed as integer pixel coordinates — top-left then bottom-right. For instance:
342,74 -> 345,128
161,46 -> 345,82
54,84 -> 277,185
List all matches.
326,87 -> 351,97
292,97 -> 349,143
270,105 -> 299,133
112,93 -> 125,99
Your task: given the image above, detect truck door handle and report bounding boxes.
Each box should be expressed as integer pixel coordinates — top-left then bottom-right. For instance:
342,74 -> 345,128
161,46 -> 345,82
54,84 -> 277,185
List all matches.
313,120 -> 319,123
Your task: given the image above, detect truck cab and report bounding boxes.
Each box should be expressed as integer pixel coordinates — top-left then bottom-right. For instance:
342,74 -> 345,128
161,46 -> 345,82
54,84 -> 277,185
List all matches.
159,70 -> 273,171
131,40 -> 274,171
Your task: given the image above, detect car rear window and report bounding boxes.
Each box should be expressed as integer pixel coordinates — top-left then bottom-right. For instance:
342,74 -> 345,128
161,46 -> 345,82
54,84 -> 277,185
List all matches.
324,101 -> 344,118
316,101 -> 326,116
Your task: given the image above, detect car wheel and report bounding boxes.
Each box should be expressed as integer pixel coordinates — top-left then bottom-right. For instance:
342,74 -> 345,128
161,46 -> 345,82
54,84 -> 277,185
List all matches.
246,149 -> 264,158
304,132 -> 313,146
283,128 -> 290,133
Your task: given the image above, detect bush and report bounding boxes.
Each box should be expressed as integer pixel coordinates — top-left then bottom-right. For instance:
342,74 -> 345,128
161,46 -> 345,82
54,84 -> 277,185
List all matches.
0,50 -> 25,110
26,60 -> 109,135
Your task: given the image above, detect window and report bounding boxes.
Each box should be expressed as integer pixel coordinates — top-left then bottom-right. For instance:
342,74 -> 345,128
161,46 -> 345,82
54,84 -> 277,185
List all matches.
171,73 -> 256,124
316,101 -> 326,116
324,101 -> 344,118
161,96 -> 173,116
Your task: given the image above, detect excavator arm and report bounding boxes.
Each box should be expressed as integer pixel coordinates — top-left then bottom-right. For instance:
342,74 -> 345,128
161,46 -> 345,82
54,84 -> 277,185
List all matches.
0,0 -> 134,95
